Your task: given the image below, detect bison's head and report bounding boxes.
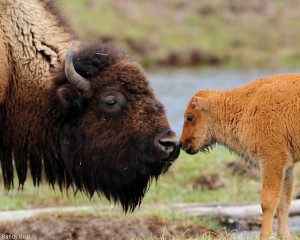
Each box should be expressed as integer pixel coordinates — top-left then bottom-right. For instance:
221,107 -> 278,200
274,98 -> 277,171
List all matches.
180,91 -> 215,155
49,44 -> 180,211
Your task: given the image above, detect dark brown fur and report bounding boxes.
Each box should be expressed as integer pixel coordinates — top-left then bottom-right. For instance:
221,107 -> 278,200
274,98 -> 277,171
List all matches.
0,1 -> 179,212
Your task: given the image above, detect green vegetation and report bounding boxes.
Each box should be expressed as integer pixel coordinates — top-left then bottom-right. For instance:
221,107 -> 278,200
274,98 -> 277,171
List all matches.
1,147 -> 299,211
0,148 -> 299,238
0,148 -> 257,234
144,148 -> 260,204
0,147 -> 259,210
59,0 -> 300,69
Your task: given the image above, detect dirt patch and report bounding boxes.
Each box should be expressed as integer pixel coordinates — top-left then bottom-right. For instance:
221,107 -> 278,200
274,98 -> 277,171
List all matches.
226,161 -> 260,179
0,214 -> 216,240
193,173 -> 226,191
219,216 -> 261,232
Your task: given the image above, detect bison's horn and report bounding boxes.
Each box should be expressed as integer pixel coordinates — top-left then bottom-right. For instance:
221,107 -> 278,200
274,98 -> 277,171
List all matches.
65,45 -> 90,92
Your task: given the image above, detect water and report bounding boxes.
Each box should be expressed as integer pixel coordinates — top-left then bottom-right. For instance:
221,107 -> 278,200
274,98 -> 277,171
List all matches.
232,216 -> 300,239
149,68 -> 300,135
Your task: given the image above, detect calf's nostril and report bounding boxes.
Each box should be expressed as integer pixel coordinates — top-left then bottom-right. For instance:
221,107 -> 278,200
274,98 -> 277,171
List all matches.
181,142 -> 190,151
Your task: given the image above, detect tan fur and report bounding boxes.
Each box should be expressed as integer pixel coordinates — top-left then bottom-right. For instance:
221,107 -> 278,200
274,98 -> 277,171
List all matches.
0,27 -> 9,103
180,73 -> 300,239
0,0 -> 75,93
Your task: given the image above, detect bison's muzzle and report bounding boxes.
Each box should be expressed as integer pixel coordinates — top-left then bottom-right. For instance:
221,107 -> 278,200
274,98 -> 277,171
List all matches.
155,132 -> 181,161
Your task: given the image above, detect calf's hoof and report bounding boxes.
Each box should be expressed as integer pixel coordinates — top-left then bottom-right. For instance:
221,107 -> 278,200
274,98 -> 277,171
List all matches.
259,234 -> 272,240
277,232 -> 292,240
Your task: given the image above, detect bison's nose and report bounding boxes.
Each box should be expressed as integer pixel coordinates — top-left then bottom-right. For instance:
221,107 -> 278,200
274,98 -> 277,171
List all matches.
156,134 -> 181,160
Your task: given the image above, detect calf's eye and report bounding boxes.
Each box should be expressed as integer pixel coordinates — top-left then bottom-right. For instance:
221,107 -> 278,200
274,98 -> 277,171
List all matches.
186,115 -> 194,122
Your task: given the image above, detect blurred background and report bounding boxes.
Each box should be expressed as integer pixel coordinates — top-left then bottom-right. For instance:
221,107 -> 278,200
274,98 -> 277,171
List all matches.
62,0 -> 300,69
1,0 -> 300,239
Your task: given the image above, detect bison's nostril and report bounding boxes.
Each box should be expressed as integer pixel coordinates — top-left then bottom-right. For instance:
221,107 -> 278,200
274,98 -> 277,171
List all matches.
159,140 -> 173,153
156,135 -> 181,159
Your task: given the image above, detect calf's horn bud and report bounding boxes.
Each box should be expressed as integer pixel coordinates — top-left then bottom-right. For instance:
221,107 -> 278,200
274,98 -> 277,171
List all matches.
65,45 -> 90,92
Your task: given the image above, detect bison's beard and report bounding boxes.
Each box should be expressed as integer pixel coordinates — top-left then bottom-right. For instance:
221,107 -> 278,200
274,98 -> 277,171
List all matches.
0,122 -> 173,212
59,131 -> 173,212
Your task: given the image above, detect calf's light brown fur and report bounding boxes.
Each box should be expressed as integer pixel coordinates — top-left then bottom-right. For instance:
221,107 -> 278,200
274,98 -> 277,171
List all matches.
180,73 -> 300,239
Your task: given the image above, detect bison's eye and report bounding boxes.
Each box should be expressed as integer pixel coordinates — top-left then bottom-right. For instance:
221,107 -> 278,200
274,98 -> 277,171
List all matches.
105,96 -> 117,108
98,88 -> 127,116
186,115 -> 194,123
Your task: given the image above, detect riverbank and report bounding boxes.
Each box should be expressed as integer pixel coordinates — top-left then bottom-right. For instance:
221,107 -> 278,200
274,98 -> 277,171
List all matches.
0,147 -> 299,239
60,0 -> 300,69
0,202 -> 299,239
0,212 -> 216,240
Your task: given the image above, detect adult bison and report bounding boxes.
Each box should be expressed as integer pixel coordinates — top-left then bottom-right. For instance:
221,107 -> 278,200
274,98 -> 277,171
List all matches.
0,0 -> 180,211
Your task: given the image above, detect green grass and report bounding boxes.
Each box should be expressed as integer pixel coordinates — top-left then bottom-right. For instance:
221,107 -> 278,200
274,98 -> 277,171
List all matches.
0,146 -> 299,211
0,148 -> 299,238
58,0 -> 300,69
0,147 -> 260,211
140,236 -> 300,240
144,148 -> 260,204
0,146 -> 260,237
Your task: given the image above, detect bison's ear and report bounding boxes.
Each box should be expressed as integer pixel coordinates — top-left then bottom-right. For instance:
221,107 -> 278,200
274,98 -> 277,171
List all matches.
192,96 -> 209,111
56,86 -> 85,114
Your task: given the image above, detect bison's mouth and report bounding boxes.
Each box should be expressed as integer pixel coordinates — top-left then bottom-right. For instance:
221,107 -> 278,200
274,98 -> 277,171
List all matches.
158,148 -> 180,173
149,130 -> 181,165
149,147 -> 180,177
163,143 -> 180,161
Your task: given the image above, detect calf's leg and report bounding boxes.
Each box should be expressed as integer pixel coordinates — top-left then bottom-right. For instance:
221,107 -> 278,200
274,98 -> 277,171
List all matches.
259,160 -> 286,239
277,165 -> 294,239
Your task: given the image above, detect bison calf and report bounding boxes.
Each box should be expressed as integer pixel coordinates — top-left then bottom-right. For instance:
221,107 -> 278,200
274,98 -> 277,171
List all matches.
180,74 -> 300,239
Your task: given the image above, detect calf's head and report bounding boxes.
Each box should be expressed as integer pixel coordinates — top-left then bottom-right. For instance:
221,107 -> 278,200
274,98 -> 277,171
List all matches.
180,91 -> 215,154
49,44 -> 180,211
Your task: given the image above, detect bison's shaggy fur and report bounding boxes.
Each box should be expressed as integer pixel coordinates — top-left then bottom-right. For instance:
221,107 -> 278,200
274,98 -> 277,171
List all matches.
181,74 -> 300,239
0,0 -> 179,212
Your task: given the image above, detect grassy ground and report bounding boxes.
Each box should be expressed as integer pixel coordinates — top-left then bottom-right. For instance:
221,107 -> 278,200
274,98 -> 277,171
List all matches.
0,147 -> 299,210
0,147 -> 259,211
0,148 -> 299,238
59,0 -> 300,69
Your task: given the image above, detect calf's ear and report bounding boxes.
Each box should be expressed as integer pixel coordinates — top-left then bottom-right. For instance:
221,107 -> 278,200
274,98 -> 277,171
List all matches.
192,96 -> 209,111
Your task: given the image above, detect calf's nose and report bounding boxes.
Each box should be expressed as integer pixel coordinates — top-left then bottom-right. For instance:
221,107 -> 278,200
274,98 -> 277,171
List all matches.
181,142 -> 191,151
